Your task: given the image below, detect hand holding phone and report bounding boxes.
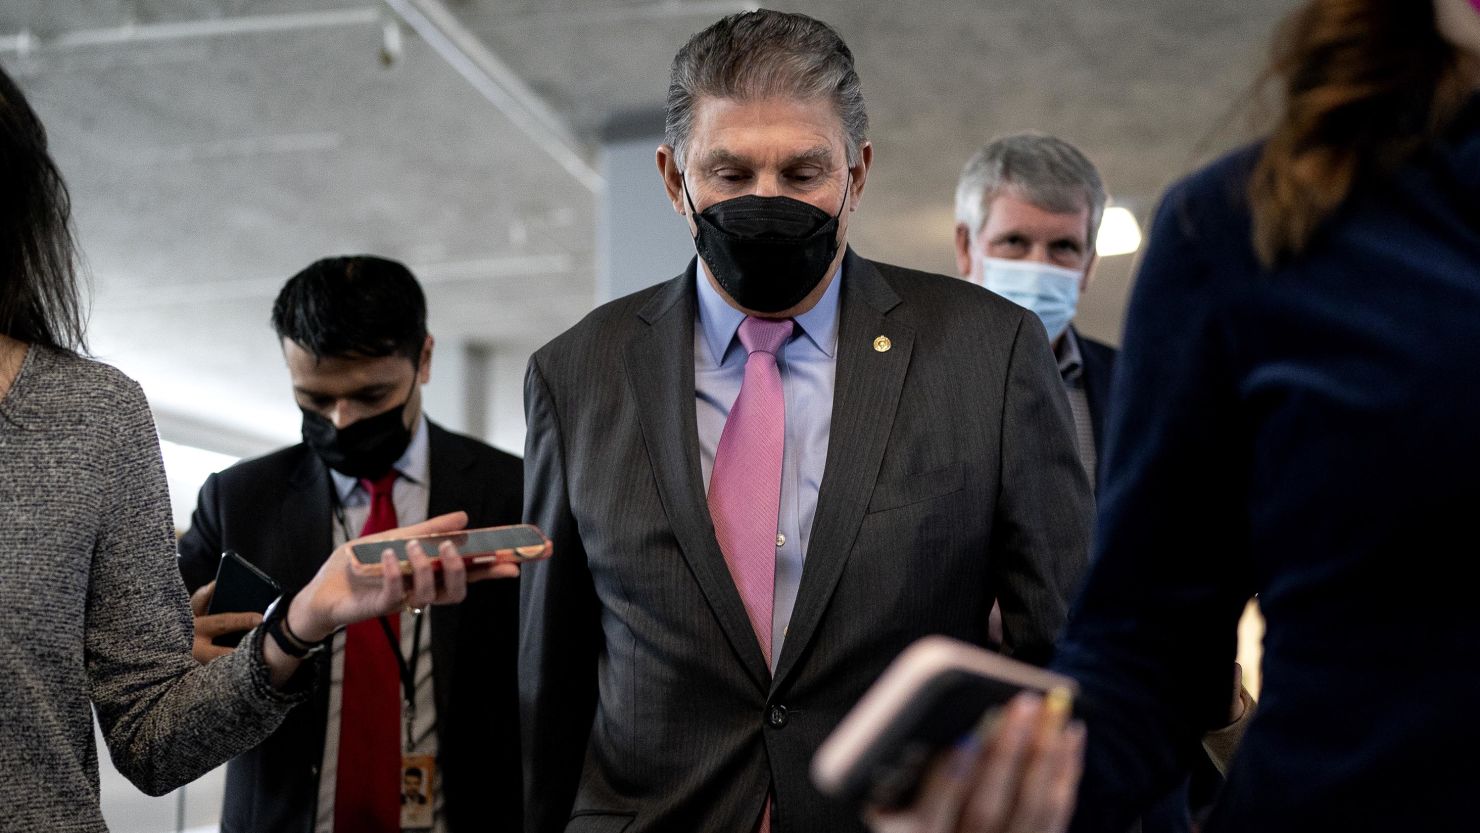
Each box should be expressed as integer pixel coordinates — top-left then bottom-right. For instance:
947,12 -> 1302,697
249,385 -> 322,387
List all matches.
813,636 -> 1080,811
191,551 -> 281,661
283,512 -> 525,653
859,690 -> 1085,833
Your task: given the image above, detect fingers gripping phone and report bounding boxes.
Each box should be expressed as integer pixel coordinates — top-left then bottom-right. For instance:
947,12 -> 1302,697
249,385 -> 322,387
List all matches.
349,523 -> 552,575
205,551 -> 282,648
811,635 -> 1078,810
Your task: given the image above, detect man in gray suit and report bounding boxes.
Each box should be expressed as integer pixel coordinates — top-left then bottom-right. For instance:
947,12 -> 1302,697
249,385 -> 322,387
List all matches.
519,10 -> 1091,833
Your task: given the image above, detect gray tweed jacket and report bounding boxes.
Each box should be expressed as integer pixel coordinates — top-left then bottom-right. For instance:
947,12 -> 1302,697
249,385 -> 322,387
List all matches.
0,346 -> 307,833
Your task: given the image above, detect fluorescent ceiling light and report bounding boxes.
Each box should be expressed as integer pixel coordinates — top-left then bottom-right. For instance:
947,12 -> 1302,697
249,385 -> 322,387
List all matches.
1096,206 -> 1142,257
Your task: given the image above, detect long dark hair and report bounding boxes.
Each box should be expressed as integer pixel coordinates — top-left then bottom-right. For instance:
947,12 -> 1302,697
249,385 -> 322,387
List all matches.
0,62 -> 85,352
1249,0 -> 1475,268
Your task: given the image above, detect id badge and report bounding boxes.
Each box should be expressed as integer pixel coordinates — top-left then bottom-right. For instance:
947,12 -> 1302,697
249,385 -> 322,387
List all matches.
399,754 -> 436,830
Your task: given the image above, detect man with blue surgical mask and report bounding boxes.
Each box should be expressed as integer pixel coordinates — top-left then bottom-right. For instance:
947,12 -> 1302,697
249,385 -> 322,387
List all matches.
953,133 -> 1112,488
951,134 -> 1258,833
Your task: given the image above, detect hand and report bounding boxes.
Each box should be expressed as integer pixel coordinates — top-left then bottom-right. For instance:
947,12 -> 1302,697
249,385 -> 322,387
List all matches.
189,580 -> 263,665
285,511 -> 521,643
865,692 -> 1086,833
1228,662 -> 1246,724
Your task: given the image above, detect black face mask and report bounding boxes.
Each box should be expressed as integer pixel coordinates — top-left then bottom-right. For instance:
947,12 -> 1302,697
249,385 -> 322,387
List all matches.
301,381 -> 415,479
685,175 -> 849,313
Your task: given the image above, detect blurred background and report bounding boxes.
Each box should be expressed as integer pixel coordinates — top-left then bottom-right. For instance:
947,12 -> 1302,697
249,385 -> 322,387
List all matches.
1,1 -> 1292,829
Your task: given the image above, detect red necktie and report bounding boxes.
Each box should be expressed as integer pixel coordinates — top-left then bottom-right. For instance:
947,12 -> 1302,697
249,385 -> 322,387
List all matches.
706,317 -> 792,833
334,471 -> 402,833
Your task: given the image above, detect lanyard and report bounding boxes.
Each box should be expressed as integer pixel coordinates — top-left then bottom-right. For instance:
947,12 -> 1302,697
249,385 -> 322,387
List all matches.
333,488 -> 426,752
379,610 -> 425,753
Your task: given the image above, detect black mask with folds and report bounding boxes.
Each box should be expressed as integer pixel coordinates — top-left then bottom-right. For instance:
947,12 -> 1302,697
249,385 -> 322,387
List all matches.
301,381 -> 415,479
686,176 -> 849,313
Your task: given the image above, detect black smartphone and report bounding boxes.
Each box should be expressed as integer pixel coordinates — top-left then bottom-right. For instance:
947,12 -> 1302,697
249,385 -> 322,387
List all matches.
811,635 -> 1078,810
349,523 -> 551,575
205,551 -> 281,648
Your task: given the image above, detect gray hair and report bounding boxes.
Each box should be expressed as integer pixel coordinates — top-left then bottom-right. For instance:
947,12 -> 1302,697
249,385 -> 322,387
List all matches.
665,9 -> 868,169
955,133 -> 1107,245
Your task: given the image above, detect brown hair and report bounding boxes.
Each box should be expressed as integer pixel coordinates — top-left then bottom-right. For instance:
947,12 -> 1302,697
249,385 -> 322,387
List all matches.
1249,0 -> 1474,267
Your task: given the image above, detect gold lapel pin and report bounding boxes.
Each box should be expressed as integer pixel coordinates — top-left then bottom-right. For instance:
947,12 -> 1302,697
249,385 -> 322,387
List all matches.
873,335 -> 892,353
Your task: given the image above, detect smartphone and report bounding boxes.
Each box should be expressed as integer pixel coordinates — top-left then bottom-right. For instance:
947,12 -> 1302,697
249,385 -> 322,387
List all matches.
811,635 -> 1078,810
205,551 -> 281,648
349,523 -> 552,575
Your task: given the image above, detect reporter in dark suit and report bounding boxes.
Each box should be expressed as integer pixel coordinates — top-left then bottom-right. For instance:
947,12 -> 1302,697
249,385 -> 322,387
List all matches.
519,11 -> 1091,833
178,256 -> 523,833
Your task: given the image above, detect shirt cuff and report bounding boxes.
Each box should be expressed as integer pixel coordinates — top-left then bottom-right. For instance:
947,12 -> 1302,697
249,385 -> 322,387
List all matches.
1201,685 -> 1257,776
242,625 -> 318,707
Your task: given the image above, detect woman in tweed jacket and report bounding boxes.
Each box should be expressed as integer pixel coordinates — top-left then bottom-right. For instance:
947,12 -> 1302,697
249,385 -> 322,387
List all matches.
0,66 -> 516,832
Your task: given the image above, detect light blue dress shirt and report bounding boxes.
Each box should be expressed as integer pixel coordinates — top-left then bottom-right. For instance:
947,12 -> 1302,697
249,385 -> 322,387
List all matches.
695,267 -> 841,669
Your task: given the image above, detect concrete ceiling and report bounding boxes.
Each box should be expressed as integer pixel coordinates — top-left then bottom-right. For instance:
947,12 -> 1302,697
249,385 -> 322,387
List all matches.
0,0 -> 1298,456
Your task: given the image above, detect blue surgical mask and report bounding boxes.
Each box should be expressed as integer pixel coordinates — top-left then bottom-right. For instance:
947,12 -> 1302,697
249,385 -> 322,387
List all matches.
975,256 -> 1082,342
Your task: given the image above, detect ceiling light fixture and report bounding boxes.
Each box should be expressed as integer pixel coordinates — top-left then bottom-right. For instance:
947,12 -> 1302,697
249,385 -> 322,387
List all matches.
380,17 -> 404,66
1096,206 -> 1142,257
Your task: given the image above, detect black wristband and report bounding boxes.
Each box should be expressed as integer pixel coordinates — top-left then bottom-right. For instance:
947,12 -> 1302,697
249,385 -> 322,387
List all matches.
262,592 -> 328,658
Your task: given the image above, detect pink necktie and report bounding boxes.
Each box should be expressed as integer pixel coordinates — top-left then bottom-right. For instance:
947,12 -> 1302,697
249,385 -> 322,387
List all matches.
708,316 -> 793,666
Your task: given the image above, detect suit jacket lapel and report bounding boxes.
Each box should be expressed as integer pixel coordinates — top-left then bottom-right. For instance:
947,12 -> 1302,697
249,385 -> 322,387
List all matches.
281,448 -> 341,780
425,422 -> 473,521
772,251 -> 913,691
281,449 -> 335,592
425,423 -> 471,698
625,263 -> 772,691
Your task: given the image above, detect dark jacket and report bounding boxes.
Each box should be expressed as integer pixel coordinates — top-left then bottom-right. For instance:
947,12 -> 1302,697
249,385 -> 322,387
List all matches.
1071,326 -> 1196,833
178,422 -> 524,833
1058,103 -> 1480,833
520,250 -> 1092,833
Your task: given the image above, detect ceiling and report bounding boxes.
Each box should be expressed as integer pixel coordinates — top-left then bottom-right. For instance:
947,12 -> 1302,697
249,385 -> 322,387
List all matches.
0,0 -> 1298,456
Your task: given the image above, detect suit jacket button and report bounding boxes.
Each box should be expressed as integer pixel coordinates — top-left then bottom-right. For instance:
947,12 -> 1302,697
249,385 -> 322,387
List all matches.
767,704 -> 788,728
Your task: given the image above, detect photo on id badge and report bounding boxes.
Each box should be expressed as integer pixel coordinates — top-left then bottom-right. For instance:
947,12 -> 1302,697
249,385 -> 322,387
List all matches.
401,755 -> 435,829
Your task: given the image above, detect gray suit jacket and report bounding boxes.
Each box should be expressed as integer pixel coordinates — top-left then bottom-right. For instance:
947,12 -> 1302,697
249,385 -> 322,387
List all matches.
520,250 -> 1091,833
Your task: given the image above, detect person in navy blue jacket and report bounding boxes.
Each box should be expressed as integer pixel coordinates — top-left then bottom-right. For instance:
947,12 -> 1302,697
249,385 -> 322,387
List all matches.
1053,1 -> 1480,831
868,1 -> 1480,831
